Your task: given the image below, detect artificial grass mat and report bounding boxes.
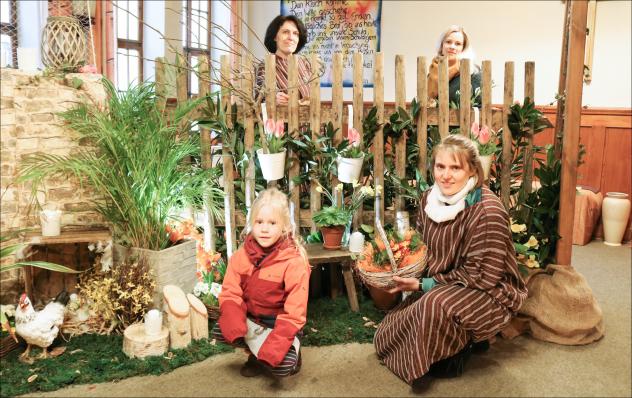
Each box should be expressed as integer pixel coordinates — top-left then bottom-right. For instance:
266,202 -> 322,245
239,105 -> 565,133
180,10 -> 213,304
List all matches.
0,294 -> 386,397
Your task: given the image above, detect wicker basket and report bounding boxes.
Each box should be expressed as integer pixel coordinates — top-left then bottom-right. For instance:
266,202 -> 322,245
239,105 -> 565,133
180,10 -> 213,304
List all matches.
205,304 -> 220,321
0,335 -> 21,358
355,250 -> 428,290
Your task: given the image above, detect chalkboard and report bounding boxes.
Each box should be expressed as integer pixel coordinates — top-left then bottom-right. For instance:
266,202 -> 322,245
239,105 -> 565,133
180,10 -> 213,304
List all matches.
280,0 -> 382,87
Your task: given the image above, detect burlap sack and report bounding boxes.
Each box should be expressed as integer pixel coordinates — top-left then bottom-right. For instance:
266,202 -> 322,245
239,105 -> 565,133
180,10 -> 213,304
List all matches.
501,264 -> 605,345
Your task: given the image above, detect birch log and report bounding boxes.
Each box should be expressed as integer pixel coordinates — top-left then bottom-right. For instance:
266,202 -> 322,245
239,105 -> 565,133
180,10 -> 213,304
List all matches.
122,323 -> 169,359
186,293 -> 209,340
163,285 -> 191,349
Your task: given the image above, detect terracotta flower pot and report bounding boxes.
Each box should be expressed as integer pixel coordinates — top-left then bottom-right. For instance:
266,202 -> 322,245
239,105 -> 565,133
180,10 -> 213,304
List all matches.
368,285 -> 400,311
320,225 -> 346,250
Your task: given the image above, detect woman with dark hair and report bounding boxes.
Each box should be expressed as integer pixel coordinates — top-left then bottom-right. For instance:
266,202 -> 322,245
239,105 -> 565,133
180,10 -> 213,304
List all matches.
373,134 -> 527,388
255,15 -> 314,105
427,25 -> 481,107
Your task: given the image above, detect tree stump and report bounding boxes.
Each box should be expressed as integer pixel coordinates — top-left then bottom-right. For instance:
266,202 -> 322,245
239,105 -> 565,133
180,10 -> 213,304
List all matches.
186,293 -> 209,340
163,285 -> 191,349
122,323 -> 169,359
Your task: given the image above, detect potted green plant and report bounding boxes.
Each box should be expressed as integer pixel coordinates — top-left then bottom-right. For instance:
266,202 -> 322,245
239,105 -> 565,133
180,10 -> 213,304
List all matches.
336,127 -> 366,183
256,118 -> 287,181
17,78 -> 224,305
312,182 -> 377,250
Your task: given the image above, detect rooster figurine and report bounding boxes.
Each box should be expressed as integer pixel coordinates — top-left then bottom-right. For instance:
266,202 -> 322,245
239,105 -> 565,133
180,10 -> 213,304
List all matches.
15,290 -> 69,361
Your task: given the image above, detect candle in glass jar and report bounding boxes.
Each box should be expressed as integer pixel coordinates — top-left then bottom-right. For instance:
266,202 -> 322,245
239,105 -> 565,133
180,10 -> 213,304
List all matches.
348,104 -> 353,130
261,104 -> 268,123
144,309 -> 162,336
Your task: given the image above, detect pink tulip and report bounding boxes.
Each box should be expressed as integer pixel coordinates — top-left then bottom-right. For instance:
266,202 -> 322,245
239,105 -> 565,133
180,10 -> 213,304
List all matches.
478,126 -> 491,145
79,64 -> 98,73
274,120 -> 285,138
264,119 -> 276,136
347,127 -> 361,146
470,122 -> 480,139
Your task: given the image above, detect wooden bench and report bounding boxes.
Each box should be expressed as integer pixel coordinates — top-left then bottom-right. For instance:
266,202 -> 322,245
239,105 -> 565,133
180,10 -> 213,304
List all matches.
305,243 -> 359,312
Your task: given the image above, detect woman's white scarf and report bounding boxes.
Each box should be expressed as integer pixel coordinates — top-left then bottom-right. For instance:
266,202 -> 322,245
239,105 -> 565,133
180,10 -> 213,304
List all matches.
424,177 -> 477,223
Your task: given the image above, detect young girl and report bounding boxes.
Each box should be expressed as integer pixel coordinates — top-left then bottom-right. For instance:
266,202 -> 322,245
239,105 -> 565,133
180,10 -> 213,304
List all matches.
212,188 -> 310,378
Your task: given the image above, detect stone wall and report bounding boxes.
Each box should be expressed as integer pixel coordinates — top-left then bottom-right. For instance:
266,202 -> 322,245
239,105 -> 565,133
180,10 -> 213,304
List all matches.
0,68 -> 108,302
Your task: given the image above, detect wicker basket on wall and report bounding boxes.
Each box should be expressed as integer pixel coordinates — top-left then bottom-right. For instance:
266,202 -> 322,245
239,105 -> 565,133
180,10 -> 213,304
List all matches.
40,16 -> 87,70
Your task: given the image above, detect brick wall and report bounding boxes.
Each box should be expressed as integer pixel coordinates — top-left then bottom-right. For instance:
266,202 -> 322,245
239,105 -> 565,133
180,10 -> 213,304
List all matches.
0,69 -> 108,302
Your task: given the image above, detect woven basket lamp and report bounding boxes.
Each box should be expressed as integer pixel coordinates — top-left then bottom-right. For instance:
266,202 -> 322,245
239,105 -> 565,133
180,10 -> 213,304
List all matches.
41,16 -> 87,69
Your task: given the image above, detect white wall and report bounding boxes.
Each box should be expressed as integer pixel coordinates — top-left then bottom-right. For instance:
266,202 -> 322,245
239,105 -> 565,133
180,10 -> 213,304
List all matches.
247,0 -> 631,108
143,0 -> 165,81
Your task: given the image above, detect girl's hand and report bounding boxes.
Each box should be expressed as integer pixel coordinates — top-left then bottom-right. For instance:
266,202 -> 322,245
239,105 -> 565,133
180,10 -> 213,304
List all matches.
387,276 -> 420,294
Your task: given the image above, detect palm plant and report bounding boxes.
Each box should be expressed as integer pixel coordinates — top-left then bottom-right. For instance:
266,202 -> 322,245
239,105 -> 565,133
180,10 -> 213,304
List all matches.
18,78 -> 224,251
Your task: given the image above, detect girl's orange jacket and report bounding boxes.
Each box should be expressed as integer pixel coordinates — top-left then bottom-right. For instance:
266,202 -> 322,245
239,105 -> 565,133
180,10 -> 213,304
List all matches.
218,243 -> 310,367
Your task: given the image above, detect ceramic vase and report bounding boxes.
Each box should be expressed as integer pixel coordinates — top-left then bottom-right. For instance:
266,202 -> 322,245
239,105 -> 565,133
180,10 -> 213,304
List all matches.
257,148 -> 286,181
602,192 -> 631,246
337,155 -> 364,183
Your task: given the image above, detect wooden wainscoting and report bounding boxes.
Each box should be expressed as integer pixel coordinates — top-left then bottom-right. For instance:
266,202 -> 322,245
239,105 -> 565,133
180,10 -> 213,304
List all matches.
535,106 -> 632,242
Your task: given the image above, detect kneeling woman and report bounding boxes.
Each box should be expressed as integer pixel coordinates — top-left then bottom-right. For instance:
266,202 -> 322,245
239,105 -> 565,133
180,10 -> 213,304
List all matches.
373,134 -> 527,385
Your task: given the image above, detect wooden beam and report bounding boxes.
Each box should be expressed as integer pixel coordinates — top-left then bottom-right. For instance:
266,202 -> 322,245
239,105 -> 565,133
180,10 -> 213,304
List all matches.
556,0 -> 588,265
554,0 -> 573,159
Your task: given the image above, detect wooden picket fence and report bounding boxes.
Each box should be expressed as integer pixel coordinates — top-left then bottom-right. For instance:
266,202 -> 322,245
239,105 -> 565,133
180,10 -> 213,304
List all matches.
155,52 -> 538,256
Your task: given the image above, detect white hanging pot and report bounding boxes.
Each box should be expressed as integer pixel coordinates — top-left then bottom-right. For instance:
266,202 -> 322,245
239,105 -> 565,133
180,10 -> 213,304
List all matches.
337,154 -> 364,183
479,155 -> 493,181
257,148 -> 286,181
602,192 -> 631,246
40,209 -> 62,237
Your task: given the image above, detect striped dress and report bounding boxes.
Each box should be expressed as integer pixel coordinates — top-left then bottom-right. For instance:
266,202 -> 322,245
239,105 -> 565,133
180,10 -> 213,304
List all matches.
254,54 -> 312,101
373,187 -> 527,384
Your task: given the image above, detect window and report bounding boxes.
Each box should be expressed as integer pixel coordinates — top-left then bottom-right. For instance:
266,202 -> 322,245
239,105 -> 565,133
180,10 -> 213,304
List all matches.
115,0 -> 143,90
0,0 -> 17,67
183,0 -> 211,96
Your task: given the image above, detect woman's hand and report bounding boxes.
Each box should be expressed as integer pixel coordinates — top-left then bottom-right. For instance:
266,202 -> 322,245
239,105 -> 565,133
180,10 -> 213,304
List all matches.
276,92 -> 289,105
387,276 -> 420,294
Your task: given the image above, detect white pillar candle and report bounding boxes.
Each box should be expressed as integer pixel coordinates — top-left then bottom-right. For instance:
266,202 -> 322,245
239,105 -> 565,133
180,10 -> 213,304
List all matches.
39,209 -> 62,237
348,104 -> 353,130
348,231 -> 365,253
261,104 -> 268,123
144,309 -> 162,336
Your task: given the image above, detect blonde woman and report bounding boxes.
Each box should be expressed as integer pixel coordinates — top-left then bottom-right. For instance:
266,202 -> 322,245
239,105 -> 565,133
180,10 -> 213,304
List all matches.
373,135 -> 526,388
213,188 -> 310,378
427,25 -> 482,107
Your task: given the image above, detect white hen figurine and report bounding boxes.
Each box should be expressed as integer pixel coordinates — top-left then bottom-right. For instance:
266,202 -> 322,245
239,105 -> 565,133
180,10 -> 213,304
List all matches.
15,291 -> 69,361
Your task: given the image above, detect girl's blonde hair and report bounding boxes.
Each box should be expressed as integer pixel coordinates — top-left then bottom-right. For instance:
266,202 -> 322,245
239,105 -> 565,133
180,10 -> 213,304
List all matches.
436,25 -> 471,56
430,134 -> 484,189
244,187 -> 309,265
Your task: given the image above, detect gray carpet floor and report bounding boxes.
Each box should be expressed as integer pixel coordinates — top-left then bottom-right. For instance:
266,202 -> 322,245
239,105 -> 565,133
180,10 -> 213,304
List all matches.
26,241 -> 632,397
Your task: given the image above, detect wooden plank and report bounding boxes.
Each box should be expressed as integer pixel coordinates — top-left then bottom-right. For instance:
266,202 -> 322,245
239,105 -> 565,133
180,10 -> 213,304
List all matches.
265,54 -> 277,122
554,0 -> 573,159
221,55 -> 237,256
24,229 -> 111,245
523,62 -> 536,196
501,62 -> 514,210
155,57 -> 167,112
459,59 -> 471,135
198,55 -> 216,251
331,53 -> 344,204
374,52 -> 385,225
417,56 -> 428,180
243,53 -> 256,210
267,104 -> 465,130
438,56 -> 450,137
481,61 -> 492,127
556,0 -> 588,265
353,51 -> 364,229
309,53 -> 321,233
394,54 -> 406,211
288,54 -> 300,229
